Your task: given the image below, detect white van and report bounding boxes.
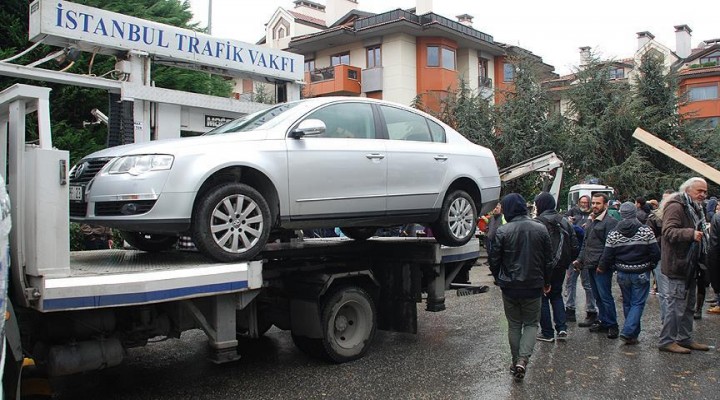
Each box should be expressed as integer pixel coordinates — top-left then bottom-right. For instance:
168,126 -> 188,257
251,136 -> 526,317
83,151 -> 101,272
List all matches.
566,183 -> 615,211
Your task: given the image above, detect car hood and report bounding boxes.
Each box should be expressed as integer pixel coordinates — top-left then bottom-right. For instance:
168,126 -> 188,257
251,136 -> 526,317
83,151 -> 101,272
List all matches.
83,130 -> 271,159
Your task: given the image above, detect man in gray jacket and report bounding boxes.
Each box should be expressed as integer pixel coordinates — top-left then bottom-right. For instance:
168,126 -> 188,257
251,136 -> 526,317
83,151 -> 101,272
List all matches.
489,193 -> 552,382
658,177 -> 709,354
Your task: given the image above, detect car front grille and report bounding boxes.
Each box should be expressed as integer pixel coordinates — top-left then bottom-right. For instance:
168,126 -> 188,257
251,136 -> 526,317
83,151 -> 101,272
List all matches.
69,157 -> 113,185
95,200 -> 157,216
69,202 -> 87,218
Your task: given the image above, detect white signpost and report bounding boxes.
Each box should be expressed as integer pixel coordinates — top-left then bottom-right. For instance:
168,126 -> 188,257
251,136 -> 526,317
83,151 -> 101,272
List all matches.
28,0 -> 303,82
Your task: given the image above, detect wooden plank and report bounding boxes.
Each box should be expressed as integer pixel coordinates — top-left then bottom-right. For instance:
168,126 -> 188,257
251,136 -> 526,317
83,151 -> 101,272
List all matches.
632,127 -> 720,185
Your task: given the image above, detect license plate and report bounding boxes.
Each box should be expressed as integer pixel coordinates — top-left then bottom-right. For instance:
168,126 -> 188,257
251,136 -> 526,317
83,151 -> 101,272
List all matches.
69,185 -> 84,201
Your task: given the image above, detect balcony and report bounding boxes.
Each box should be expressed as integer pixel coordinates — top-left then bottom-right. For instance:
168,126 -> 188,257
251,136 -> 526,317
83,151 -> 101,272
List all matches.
304,65 -> 362,97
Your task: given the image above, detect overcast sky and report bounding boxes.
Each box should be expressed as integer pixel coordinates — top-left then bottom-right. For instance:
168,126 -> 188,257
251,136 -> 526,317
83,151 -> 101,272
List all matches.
189,0 -> 718,76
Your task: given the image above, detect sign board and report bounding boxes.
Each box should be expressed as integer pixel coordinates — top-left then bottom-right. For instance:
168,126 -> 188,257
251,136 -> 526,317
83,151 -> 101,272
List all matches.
28,0 -> 303,82
205,115 -> 234,128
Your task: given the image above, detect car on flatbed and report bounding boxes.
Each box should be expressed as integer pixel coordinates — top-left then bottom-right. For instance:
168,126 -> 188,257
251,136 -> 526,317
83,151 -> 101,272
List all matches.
69,97 -> 500,262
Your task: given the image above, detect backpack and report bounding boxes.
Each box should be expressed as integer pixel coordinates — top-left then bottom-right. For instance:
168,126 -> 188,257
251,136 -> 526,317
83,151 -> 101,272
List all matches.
538,214 -> 574,269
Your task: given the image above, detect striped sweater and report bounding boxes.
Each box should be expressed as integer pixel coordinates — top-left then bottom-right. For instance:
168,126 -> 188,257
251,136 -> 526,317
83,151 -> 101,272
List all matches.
600,224 -> 661,273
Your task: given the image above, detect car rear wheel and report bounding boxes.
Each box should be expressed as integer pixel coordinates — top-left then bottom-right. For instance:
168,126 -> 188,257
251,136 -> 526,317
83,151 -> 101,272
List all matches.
120,231 -> 178,252
192,183 -> 271,262
340,227 -> 378,241
432,190 -> 477,246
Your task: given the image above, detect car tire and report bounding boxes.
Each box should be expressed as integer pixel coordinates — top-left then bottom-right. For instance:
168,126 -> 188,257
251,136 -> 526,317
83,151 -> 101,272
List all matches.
431,190 -> 477,247
120,231 -> 178,252
192,183 -> 271,262
339,227 -> 377,241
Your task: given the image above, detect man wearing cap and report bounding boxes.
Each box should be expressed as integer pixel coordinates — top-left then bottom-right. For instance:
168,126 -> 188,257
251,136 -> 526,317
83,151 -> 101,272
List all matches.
600,202 -> 660,344
607,200 -> 622,221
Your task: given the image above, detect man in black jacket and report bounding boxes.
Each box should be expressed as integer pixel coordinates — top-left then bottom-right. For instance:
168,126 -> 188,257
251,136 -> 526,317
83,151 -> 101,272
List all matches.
489,193 -> 552,382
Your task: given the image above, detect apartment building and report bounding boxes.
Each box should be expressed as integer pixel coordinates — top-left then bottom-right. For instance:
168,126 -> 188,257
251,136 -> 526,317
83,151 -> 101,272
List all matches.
545,25 -> 720,128
236,0 -> 556,112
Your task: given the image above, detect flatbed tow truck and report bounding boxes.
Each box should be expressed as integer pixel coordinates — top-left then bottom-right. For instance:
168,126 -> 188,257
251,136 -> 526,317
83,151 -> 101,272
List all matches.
1,83 -> 483,397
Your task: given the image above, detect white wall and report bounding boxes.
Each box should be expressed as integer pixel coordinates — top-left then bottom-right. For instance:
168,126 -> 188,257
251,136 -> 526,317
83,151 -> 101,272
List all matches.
381,33 -> 417,105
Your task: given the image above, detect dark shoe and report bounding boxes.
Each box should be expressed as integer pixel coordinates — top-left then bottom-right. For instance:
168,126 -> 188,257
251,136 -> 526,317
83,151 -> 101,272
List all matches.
694,310 -> 702,320
536,334 -> 555,343
589,323 -> 609,333
607,326 -> 619,339
619,334 -> 639,345
678,341 -> 710,351
513,360 -> 527,382
659,343 -> 691,354
578,312 -> 598,327
557,330 -> 568,341
566,308 -> 577,322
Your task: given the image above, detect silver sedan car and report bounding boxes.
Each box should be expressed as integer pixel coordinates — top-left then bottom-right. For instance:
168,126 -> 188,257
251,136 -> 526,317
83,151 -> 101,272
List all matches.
69,97 -> 500,262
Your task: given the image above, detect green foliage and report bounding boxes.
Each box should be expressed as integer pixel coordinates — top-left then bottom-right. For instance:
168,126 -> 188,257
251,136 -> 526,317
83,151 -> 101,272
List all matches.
252,83 -> 275,104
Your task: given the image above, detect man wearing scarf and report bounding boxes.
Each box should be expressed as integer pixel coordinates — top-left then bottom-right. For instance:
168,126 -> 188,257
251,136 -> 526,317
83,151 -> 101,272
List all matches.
489,193 -> 552,382
658,177 -> 710,354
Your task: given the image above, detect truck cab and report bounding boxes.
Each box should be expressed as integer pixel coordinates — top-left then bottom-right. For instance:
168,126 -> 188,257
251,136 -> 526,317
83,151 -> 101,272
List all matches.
566,183 -> 615,211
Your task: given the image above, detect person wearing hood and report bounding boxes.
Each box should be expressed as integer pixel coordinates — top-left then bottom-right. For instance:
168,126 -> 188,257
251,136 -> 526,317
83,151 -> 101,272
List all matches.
534,192 -> 578,342
599,202 -> 660,345
489,193 -> 552,382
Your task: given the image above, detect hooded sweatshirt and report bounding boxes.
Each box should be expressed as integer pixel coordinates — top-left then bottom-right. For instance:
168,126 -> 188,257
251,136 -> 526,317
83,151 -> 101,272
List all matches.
600,201 -> 660,273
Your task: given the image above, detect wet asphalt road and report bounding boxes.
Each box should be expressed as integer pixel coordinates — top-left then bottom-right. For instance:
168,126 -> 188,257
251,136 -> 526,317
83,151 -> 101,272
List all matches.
49,264 -> 720,400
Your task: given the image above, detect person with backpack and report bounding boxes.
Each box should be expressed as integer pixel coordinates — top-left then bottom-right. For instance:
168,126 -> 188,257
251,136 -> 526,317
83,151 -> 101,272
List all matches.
534,192 -> 579,342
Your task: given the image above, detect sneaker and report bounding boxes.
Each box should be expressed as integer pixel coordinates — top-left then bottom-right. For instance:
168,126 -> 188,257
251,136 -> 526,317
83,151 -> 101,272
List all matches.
659,343 -> 691,354
708,305 -> 720,314
536,334 -> 555,343
513,360 -> 527,382
607,326 -> 619,339
556,331 -> 568,341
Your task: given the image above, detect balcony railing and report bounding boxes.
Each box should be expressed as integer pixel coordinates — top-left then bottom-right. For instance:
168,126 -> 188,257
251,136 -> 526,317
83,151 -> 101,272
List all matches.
305,65 -> 362,96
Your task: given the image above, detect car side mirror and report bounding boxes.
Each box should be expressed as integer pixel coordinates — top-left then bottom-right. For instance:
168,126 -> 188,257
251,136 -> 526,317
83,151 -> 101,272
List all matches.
290,119 -> 326,139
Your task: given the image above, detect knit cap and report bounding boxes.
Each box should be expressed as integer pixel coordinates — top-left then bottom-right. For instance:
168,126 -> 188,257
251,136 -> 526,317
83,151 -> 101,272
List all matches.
619,201 -> 636,219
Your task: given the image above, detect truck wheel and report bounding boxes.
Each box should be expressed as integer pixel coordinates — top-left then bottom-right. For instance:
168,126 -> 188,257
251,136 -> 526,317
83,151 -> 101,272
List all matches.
431,190 -> 477,247
339,227 -> 377,241
192,183 -> 271,262
320,286 -> 376,363
291,334 -> 325,359
120,231 -> 178,252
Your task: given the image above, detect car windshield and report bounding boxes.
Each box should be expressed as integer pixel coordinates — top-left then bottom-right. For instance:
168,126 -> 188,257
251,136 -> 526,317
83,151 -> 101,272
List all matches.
204,102 -> 300,135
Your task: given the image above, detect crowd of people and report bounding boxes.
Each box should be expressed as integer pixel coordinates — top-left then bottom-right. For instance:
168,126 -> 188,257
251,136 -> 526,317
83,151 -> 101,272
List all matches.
485,177 -> 718,382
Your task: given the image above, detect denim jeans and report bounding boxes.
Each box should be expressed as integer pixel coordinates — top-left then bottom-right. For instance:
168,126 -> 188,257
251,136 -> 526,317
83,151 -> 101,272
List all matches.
564,267 -> 597,313
616,271 -> 650,339
540,270 -> 567,337
588,268 -> 618,327
502,294 -> 541,365
658,278 -> 697,347
653,261 -> 669,323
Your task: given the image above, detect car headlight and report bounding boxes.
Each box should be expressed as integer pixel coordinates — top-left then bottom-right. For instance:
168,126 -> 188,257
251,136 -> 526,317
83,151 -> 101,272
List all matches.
106,154 -> 174,176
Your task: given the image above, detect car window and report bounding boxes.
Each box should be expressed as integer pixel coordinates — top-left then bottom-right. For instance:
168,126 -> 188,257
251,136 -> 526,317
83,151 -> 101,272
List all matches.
302,103 -> 376,139
428,119 -> 446,143
204,102 -> 300,135
379,105 -> 433,142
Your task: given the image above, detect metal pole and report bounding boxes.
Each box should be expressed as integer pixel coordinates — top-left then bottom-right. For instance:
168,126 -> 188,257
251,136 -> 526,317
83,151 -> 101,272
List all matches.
208,0 -> 213,35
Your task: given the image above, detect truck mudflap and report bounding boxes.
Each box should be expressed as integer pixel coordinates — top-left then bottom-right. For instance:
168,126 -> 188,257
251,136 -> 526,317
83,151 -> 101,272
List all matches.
28,250 -> 262,312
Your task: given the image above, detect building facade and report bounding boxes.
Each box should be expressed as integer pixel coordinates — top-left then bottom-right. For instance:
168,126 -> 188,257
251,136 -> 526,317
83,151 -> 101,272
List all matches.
236,0 -> 556,112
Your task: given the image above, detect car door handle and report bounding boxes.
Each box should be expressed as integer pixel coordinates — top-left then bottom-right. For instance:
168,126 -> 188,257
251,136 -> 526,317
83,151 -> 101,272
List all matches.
434,155 -> 448,161
366,153 -> 385,160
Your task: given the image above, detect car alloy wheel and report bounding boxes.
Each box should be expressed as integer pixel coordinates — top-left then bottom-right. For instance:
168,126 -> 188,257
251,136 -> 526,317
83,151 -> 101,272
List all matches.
192,183 -> 271,262
432,189 -> 477,246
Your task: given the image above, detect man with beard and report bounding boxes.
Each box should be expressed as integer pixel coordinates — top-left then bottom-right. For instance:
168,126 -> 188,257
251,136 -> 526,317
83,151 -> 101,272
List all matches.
572,193 -> 619,339
658,178 -> 710,354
